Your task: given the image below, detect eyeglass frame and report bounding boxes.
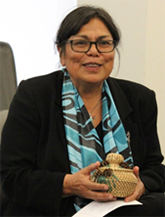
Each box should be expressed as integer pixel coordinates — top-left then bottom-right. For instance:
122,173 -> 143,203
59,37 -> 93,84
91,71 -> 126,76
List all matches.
65,39 -> 117,53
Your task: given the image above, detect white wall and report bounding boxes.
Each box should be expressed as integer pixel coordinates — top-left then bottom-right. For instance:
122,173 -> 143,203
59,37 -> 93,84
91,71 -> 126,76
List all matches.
0,0 -> 77,84
78,0 -> 165,162
78,0 -> 148,83
145,0 -> 165,163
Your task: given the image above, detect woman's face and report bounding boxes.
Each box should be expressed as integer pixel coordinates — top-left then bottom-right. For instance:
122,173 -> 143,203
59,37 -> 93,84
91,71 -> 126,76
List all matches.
59,18 -> 115,89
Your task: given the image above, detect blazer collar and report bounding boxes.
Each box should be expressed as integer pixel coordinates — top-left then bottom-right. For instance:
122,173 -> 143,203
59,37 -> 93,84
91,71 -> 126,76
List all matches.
107,77 -> 133,121
54,71 -> 68,150
55,71 -> 63,106
107,77 -> 140,165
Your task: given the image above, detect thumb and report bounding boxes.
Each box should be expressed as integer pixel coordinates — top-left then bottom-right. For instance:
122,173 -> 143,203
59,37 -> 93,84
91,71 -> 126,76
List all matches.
133,166 -> 139,178
81,161 -> 100,175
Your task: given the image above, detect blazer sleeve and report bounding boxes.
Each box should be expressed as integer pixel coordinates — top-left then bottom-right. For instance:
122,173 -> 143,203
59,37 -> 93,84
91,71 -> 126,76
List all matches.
0,80 -> 68,216
139,90 -> 165,192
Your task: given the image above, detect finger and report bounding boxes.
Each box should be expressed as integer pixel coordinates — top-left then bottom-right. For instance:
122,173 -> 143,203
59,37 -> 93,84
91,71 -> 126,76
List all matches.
133,166 -> 139,178
86,179 -> 109,192
80,161 -> 100,175
125,194 -> 136,202
125,180 -> 143,202
125,189 -> 141,202
86,189 -> 117,202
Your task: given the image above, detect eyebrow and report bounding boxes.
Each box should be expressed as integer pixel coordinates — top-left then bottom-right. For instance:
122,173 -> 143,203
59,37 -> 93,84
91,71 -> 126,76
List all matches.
72,35 -> 113,40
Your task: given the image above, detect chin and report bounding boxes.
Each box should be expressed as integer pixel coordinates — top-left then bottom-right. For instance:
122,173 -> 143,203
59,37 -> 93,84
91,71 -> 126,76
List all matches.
85,77 -> 105,85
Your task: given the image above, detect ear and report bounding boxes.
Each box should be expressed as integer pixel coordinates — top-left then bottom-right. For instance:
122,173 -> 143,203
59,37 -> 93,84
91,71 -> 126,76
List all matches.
57,45 -> 65,66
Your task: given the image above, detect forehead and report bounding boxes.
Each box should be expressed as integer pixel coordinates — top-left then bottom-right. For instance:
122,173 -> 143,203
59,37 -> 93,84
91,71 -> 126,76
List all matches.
72,18 -> 112,39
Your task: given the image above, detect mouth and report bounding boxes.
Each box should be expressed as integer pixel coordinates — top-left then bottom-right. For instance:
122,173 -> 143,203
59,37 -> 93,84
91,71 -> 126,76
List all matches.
83,63 -> 102,68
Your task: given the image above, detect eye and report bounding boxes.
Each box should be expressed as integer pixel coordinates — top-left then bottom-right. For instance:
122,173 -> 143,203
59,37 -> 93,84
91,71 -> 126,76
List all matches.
98,40 -> 112,46
73,40 -> 88,46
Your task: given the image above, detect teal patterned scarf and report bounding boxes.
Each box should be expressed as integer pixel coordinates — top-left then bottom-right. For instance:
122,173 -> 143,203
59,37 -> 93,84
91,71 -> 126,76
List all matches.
62,70 -> 133,210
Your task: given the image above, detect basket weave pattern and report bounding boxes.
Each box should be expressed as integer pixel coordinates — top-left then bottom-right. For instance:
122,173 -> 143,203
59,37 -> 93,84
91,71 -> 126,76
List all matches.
91,153 -> 138,198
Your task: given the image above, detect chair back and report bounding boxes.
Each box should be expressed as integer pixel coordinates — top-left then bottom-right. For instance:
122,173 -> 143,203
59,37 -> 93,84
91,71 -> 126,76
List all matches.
0,42 -> 17,110
0,110 -> 8,142
0,110 -> 9,215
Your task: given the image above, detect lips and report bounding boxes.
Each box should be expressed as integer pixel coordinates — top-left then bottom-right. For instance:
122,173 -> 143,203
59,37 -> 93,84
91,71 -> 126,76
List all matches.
83,63 -> 101,67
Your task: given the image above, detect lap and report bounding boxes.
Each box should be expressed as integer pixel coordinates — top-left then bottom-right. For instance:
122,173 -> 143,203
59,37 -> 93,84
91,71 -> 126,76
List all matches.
105,192 -> 165,217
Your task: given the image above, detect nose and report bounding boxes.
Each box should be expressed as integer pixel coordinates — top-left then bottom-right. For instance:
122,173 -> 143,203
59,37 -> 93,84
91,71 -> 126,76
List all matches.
86,42 -> 99,56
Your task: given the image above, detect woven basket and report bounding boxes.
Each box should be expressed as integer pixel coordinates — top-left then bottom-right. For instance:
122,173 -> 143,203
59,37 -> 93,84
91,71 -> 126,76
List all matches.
91,153 -> 138,198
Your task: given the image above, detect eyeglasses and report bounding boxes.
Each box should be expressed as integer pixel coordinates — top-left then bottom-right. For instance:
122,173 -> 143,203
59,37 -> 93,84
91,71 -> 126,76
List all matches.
65,39 -> 116,53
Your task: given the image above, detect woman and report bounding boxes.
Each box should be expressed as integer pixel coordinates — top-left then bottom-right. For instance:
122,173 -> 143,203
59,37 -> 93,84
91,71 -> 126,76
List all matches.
1,6 -> 164,217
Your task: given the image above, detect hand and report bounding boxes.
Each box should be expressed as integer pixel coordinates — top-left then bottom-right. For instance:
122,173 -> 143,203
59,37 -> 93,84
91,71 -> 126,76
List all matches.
62,161 -> 117,201
125,166 -> 145,202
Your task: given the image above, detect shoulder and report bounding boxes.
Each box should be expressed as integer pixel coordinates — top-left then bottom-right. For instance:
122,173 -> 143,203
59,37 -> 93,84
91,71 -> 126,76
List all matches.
12,70 -> 63,109
110,77 -> 154,93
109,77 -> 155,102
19,70 -> 63,88
108,78 -> 159,136
17,70 -> 63,96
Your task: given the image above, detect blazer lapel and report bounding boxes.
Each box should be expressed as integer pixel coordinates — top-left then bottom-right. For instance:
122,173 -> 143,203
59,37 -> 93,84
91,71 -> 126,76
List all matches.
54,72 -> 67,148
107,77 -> 140,165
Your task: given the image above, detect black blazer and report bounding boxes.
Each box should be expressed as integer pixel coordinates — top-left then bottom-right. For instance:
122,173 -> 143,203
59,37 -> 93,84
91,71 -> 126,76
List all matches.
1,70 -> 164,216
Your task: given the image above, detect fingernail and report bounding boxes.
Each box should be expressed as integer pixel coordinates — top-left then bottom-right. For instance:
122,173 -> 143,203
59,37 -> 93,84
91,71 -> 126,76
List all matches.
104,186 -> 109,190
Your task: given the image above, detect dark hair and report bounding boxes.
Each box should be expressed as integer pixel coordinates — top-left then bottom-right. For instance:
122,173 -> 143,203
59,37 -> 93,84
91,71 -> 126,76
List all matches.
55,5 -> 121,54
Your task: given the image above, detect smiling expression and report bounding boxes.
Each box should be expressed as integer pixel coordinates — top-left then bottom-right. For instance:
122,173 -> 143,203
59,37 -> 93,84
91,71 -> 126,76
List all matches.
59,18 -> 115,89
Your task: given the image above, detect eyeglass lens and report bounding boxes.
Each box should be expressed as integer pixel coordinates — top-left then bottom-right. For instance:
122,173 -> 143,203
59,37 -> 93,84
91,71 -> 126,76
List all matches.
70,40 -> 115,53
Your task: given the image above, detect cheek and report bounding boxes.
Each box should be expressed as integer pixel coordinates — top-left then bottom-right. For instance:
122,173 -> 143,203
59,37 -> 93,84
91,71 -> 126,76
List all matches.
104,53 -> 115,65
65,56 -> 84,68
61,50 -> 84,67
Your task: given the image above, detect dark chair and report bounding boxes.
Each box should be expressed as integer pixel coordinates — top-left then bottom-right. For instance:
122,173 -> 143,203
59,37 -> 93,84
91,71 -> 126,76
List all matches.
0,41 -> 17,110
0,41 -> 17,216
0,115 -> 10,216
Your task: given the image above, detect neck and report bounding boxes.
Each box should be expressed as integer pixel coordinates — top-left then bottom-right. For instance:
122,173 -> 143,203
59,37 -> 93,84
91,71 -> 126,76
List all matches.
70,76 -> 103,98
81,89 -> 102,109
76,83 -> 102,113
70,78 -> 103,126
78,84 -> 103,99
